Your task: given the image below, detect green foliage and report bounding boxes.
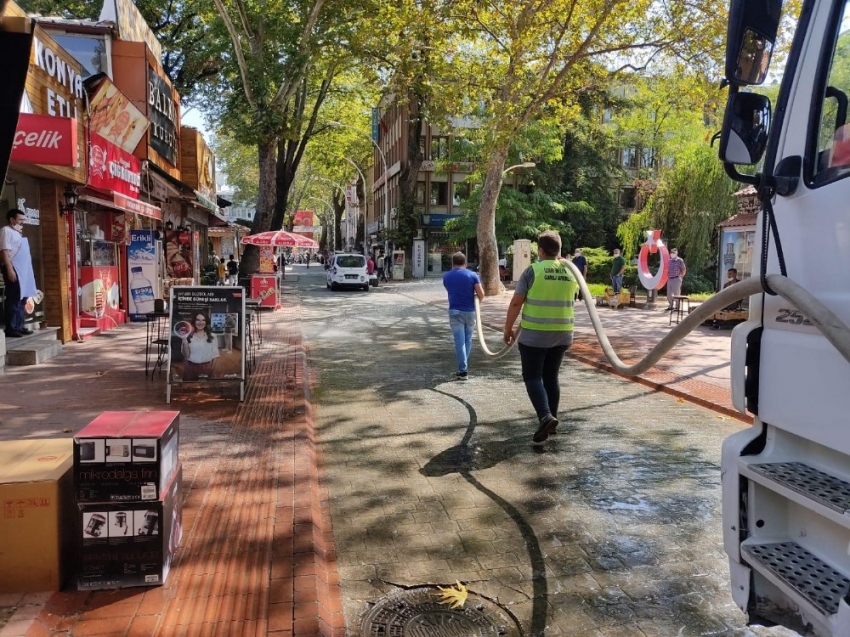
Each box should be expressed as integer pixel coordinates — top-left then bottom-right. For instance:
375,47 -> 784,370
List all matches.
616,209 -> 652,261
445,183 -> 574,247
681,272 -> 716,295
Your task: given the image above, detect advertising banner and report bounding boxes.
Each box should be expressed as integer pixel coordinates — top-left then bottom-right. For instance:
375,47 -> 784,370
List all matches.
10,113 -> 78,166
251,275 -> 278,308
89,132 -> 141,198
292,210 -> 314,238
259,247 -> 275,274
167,286 -> 245,402
127,229 -> 159,321
88,78 -> 149,154
392,250 -> 405,281
164,229 -> 192,279
79,266 -> 121,323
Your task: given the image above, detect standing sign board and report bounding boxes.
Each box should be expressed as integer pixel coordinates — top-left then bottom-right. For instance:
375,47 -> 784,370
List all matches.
166,286 -> 245,403
392,250 -> 405,281
412,240 -> 425,279
127,230 -> 159,321
250,275 -> 278,309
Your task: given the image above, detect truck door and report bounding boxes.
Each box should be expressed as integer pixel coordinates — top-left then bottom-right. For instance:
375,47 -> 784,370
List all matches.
721,0 -> 850,634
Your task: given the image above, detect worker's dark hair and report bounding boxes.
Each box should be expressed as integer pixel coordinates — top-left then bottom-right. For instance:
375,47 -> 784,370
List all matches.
452,252 -> 467,266
728,268 -> 738,275
537,231 -> 562,258
6,209 -> 24,223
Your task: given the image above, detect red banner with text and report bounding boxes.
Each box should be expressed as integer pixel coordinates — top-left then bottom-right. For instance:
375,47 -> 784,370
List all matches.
88,132 -> 141,198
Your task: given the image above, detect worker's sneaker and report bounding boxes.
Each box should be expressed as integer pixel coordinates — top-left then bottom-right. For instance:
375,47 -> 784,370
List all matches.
533,416 -> 559,443
456,371 -> 469,381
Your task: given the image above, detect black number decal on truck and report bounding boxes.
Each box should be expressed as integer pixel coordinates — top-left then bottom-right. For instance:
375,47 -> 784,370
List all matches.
775,309 -> 812,326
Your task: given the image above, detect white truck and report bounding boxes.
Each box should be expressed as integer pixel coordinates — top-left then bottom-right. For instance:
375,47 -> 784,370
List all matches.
718,0 -> 850,634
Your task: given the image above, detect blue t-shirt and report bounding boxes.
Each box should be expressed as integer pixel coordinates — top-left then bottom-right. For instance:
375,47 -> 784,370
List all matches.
443,268 -> 481,312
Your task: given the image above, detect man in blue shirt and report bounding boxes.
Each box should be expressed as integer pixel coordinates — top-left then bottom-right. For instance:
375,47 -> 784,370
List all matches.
443,252 -> 485,380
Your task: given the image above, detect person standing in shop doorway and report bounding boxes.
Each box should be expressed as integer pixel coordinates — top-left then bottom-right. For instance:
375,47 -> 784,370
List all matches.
1,209 -> 36,337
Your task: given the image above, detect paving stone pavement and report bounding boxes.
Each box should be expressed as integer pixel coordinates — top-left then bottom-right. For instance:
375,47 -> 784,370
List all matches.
0,268 -> 797,636
299,271 -> 795,637
0,282 -> 343,637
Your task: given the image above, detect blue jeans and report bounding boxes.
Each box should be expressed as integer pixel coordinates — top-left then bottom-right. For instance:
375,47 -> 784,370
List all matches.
519,343 -> 569,422
449,310 -> 476,373
612,274 -> 623,293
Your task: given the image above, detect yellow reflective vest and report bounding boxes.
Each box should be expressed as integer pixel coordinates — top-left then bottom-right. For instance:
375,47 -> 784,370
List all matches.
520,260 -> 577,332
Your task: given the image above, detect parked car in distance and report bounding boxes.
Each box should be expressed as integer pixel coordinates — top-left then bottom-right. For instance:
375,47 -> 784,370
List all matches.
326,253 -> 370,291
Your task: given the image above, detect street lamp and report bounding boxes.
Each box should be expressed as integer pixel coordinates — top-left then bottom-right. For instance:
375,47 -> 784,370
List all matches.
327,121 -> 389,251
503,161 -> 536,176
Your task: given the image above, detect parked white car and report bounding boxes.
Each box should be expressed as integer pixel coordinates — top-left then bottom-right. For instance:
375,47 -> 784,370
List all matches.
326,253 -> 370,291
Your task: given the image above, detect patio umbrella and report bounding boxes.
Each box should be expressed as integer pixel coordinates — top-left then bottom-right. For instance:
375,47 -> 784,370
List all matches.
241,230 -> 318,249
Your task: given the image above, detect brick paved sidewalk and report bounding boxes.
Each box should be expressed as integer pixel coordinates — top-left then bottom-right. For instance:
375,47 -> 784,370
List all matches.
0,288 -> 343,637
398,281 -> 748,423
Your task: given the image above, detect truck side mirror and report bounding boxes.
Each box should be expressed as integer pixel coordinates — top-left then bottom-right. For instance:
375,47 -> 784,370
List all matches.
719,92 -> 772,165
725,0 -> 782,86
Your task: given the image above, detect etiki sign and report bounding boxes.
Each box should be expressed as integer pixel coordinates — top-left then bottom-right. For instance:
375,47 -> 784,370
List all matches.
637,230 -> 670,290
32,36 -> 84,118
89,132 -> 141,198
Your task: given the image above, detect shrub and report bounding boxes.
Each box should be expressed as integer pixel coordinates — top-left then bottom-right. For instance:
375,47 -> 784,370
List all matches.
585,256 -> 637,287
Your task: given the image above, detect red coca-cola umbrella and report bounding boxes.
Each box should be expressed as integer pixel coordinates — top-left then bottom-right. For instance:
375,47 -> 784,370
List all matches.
241,230 -> 318,249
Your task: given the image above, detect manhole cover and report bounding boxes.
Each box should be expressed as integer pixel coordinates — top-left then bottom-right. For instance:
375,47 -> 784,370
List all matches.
360,585 -> 522,636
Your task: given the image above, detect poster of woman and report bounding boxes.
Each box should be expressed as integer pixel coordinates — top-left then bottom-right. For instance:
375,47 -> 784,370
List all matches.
167,286 -> 245,402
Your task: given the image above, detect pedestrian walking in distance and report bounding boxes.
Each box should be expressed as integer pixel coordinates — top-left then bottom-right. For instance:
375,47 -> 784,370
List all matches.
503,231 -> 577,443
443,252 -> 485,380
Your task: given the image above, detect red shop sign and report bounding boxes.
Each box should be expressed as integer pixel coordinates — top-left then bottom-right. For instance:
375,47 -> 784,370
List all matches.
11,113 -> 78,167
88,132 -> 141,198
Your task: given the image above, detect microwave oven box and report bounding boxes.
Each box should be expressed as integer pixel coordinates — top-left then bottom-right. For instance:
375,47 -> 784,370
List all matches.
74,411 -> 179,503
0,438 -> 75,593
77,463 -> 182,590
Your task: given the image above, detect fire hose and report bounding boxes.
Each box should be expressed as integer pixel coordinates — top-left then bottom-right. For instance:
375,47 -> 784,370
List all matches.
475,260 -> 850,373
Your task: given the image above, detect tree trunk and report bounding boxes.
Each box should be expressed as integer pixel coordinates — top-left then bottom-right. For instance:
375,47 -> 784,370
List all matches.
240,136 -> 277,276
476,149 -> 509,295
333,191 -> 344,251
272,137 -> 295,231
396,92 -> 424,250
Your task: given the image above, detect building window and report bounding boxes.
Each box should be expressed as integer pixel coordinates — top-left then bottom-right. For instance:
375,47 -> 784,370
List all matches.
641,147 -> 655,169
622,147 -> 638,169
419,136 -> 426,159
430,182 -> 448,206
619,186 -> 636,209
50,34 -> 109,79
431,136 -> 449,160
452,182 -> 471,207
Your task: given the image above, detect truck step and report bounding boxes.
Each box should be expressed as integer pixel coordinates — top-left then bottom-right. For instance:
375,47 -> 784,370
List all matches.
742,541 -> 850,616
749,462 -> 850,514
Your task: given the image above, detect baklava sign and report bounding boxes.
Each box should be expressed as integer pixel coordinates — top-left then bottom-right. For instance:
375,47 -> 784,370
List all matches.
147,66 -> 178,165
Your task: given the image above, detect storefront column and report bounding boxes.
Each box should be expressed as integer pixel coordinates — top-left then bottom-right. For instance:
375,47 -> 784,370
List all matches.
38,180 -> 72,342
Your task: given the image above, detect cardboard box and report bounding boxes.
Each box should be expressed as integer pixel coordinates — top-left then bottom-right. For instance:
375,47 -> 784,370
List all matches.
77,464 -> 183,590
74,411 -> 179,503
0,438 -> 75,593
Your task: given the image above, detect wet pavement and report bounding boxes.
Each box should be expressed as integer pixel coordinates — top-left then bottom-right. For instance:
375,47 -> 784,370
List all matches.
0,267 -> 798,636
299,270 -> 794,636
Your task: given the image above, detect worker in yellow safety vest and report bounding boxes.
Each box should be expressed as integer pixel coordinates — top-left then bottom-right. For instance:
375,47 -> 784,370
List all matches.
503,230 -> 578,444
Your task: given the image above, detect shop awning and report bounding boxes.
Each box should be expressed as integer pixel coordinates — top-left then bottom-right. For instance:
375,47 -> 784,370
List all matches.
80,191 -> 162,221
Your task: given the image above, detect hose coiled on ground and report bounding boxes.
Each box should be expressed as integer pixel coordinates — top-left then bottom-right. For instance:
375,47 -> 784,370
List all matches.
475,260 -> 850,373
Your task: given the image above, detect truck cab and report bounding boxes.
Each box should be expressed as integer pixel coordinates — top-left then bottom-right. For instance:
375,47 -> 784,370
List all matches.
718,0 -> 850,634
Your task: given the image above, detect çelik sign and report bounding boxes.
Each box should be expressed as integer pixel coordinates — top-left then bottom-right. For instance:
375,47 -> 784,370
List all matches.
10,113 -> 78,166
147,66 -> 178,165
